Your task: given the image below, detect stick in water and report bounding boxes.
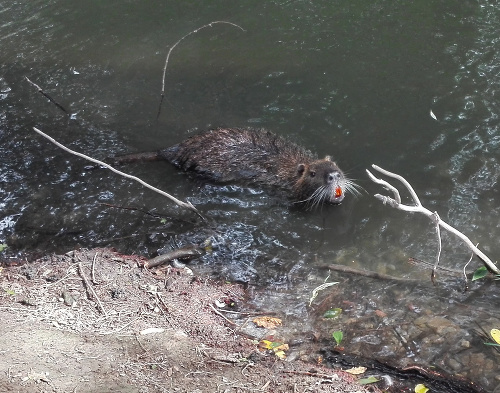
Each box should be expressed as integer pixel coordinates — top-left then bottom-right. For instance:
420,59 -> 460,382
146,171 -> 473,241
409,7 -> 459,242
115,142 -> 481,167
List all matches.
25,77 -> 68,114
157,21 -> 245,119
366,164 -> 499,276
32,127 -> 204,220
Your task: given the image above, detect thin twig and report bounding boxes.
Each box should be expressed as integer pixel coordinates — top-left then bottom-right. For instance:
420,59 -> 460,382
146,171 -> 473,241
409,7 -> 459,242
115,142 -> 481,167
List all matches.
432,212 -> 442,284
463,245 -> 478,292
91,251 -> 99,285
25,76 -> 68,113
78,261 -> 107,316
157,21 -> 245,119
99,202 -> 165,219
32,127 -> 205,220
209,303 -> 238,327
367,164 -> 500,275
326,264 -> 419,282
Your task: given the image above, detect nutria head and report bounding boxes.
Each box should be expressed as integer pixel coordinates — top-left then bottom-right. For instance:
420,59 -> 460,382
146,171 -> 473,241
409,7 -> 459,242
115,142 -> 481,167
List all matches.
293,156 -> 347,207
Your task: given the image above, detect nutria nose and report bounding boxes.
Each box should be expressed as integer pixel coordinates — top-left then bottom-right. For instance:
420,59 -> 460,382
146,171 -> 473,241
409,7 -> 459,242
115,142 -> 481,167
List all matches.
327,171 -> 342,183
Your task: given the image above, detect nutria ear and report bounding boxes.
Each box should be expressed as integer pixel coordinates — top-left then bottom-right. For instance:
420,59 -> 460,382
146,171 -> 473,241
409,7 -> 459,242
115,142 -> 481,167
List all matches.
324,155 -> 332,161
297,163 -> 306,175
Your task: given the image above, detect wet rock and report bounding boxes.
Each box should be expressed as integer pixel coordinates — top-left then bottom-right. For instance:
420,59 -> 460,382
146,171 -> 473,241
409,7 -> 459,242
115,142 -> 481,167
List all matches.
459,339 -> 470,348
446,357 -> 462,371
414,316 -> 457,335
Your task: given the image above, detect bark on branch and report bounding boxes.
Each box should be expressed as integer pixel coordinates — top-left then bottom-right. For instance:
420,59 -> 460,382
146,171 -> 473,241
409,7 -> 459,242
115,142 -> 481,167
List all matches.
366,164 -> 499,275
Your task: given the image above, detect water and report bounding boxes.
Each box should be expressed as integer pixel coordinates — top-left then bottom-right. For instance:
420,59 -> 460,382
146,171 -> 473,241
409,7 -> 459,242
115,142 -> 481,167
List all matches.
1,0 -> 500,389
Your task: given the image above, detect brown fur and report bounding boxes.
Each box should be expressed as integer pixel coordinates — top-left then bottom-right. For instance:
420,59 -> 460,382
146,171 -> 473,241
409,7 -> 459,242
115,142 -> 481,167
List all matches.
159,128 -> 347,205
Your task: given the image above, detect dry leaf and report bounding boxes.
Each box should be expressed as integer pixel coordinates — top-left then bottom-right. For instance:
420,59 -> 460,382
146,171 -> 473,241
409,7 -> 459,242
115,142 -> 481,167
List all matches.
344,366 -> 367,375
253,316 -> 282,329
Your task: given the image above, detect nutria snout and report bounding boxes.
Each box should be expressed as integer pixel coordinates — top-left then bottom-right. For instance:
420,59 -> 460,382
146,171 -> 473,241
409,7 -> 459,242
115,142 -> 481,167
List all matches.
158,128 -> 357,207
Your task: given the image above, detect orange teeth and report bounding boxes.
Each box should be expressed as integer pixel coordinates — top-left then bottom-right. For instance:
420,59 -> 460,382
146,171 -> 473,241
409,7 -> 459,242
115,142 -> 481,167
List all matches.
335,187 -> 343,198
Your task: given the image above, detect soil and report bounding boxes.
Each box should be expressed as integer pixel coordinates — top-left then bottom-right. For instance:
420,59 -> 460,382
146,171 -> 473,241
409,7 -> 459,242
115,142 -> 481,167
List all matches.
0,248 -> 375,393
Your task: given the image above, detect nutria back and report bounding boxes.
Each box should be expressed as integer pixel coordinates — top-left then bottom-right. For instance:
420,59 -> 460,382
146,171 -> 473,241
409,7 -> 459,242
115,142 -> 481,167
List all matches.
160,128 -> 348,205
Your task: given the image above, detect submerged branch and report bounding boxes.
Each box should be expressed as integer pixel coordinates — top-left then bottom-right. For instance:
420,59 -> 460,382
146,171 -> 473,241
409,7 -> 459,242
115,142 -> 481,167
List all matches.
367,164 -> 499,275
25,76 -> 68,114
32,127 -> 205,220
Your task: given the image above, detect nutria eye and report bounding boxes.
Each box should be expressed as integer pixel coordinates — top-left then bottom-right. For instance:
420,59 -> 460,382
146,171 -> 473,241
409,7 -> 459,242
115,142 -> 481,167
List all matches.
310,171 -> 316,177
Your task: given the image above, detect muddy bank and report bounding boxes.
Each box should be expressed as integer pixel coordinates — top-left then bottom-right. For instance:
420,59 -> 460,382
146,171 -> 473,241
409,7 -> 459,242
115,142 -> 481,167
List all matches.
0,248 -> 372,393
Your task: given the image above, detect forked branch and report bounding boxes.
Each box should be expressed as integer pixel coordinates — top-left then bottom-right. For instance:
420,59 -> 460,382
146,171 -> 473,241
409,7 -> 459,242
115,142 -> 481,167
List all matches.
366,164 -> 499,275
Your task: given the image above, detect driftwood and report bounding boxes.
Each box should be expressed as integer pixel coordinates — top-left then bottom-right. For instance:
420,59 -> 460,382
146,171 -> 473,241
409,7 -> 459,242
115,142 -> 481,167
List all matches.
144,245 -> 205,269
32,127 -> 205,220
326,264 -> 419,283
366,164 -> 500,276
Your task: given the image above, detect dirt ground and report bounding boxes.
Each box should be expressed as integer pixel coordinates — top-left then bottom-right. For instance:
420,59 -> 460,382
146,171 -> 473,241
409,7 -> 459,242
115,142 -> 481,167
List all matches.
0,248 -> 375,393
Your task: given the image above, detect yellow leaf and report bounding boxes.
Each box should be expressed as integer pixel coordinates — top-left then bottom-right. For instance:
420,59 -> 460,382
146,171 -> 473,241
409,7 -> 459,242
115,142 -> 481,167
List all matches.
344,366 -> 366,375
273,343 -> 289,352
258,340 -> 289,358
258,340 -> 275,350
259,340 -> 285,350
491,328 -> 500,344
253,316 -> 282,329
415,383 -> 429,393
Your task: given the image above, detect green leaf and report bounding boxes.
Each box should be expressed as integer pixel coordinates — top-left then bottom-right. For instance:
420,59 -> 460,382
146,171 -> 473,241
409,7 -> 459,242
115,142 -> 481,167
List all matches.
472,266 -> 488,281
332,330 -> 343,346
160,218 -> 167,224
415,383 -> 429,393
358,376 -> 379,385
0,244 -> 7,252
323,308 -> 342,319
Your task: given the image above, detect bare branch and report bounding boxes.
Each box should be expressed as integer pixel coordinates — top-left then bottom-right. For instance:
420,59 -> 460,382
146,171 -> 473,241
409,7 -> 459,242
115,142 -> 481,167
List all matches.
32,127 -> 205,220
432,212 -> 442,283
25,77 -> 68,114
157,21 -> 245,119
367,164 -> 500,275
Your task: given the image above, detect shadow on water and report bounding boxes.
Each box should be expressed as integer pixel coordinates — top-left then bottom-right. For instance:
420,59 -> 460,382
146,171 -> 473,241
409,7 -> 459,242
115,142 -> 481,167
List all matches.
1,1 -> 500,391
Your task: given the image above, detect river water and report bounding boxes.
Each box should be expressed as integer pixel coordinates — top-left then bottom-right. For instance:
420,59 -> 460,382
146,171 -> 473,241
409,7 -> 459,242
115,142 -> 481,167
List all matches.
1,1 -> 500,390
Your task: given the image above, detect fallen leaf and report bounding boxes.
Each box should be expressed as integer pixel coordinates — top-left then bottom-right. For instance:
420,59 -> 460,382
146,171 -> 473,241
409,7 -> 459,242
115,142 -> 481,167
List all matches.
258,340 -> 289,358
415,383 -> 429,393
253,316 -> 282,329
323,308 -> 342,319
344,366 -> 366,375
332,330 -> 343,346
491,328 -> 500,344
358,376 -> 379,385
472,266 -> 488,281
259,340 -> 280,350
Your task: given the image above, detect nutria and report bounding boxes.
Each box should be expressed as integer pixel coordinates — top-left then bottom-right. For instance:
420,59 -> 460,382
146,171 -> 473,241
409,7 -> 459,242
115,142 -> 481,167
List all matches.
116,128 -> 357,207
